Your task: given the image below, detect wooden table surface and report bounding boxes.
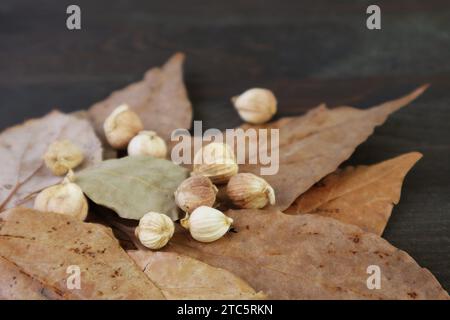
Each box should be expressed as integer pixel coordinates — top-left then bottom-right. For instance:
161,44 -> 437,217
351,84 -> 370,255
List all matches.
1,0 -> 449,292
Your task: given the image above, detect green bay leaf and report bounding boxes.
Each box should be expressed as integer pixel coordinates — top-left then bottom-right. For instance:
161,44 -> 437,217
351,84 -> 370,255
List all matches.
75,156 -> 188,220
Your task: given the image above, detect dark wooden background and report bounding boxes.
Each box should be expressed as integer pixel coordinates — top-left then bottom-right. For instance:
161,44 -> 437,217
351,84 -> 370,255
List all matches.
1,0 -> 449,292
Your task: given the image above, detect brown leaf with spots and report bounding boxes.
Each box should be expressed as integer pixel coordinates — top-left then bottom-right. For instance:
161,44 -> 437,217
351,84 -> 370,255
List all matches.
128,250 -> 266,300
0,208 -> 165,300
165,209 -> 449,300
0,111 -> 102,211
235,85 -> 428,211
88,53 -> 192,143
285,152 -> 422,235
0,255 -> 63,300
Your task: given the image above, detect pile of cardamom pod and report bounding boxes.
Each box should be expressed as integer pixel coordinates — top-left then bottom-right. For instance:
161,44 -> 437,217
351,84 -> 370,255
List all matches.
33,88 -> 277,250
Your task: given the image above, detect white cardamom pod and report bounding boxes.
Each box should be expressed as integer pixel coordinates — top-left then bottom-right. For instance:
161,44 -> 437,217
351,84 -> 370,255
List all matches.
103,104 -> 144,149
34,171 -> 88,221
192,142 -> 238,184
227,173 -> 275,209
135,212 -> 174,250
181,206 -> 233,243
43,139 -> 84,176
175,176 -> 218,214
232,88 -> 277,124
127,130 -> 167,158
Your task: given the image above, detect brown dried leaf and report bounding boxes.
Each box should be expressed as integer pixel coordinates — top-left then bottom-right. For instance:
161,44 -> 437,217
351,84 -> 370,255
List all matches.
0,111 -> 102,211
0,208 -> 165,300
128,250 -> 266,300
165,209 -> 449,300
88,53 -> 192,143
285,152 -> 422,235
0,256 -> 62,300
237,85 -> 428,211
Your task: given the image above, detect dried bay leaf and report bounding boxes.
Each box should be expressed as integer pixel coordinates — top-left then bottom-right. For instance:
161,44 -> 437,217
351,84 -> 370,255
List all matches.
0,111 -> 102,211
166,209 -> 449,300
128,250 -> 266,300
88,53 -> 192,143
75,156 -> 188,220
285,152 -> 422,235
0,208 -> 165,299
236,85 -> 428,211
